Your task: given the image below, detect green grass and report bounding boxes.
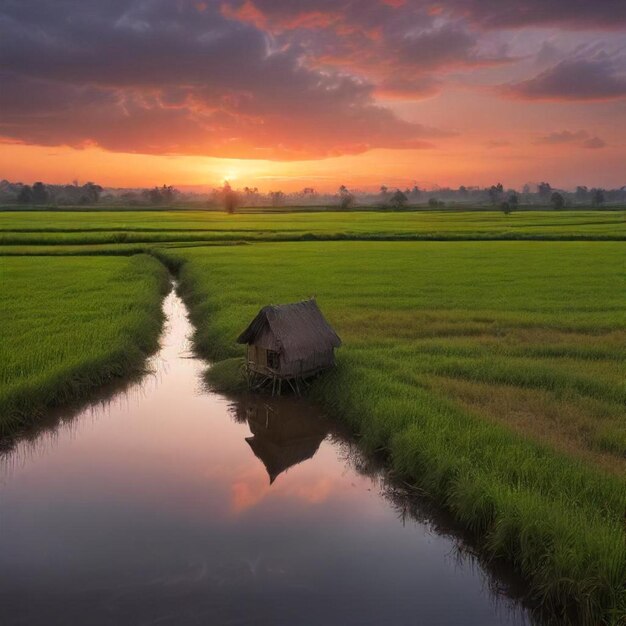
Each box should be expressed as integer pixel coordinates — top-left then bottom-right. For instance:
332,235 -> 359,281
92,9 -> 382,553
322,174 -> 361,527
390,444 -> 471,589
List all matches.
2,208 -> 625,623
0,254 -> 169,433
158,241 -> 626,625
0,209 -> 624,245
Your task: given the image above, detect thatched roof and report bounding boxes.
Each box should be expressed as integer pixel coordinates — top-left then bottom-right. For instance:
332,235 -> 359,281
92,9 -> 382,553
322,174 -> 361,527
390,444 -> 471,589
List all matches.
237,299 -> 341,360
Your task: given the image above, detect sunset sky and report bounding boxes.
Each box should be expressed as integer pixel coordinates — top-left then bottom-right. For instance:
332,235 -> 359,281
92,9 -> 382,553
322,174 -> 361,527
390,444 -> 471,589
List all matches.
1,0 -> 625,191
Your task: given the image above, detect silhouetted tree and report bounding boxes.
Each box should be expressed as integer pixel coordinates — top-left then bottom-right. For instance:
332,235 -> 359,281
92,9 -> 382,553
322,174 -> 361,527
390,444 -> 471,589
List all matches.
270,190 -> 285,207
145,185 -> 177,205
222,182 -> 239,213
390,189 -> 408,209
538,182 -> 552,200
32,182 -> 49,204
338,185 -> 354,210
591,188 -> 605,207
575,186 -> 589,203
17,184 -> 33,204
160,185 -> 176,204
488,183 -> 504,205
409,185 -> 421,201
508,192 -> 519,211
551,191 -> 565,210
147,187 -> 163,204
81,182 -> 103,204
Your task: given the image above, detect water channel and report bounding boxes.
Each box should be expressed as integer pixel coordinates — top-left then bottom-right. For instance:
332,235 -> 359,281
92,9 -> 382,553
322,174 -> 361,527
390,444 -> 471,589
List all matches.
0,287 -> 534,625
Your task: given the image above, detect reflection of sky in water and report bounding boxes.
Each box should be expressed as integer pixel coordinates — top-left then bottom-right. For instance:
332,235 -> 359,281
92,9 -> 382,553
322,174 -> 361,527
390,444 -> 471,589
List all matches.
0,290 -> 531,625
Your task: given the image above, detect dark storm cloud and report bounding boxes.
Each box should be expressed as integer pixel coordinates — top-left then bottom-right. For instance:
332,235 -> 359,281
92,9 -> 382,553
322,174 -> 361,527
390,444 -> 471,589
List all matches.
0,0 -> 443,158
503,48 -> 626,101
222,1 -> 514,97
443,0 -> 626,29
1,0 -> 624,158
223,0 -> 626,31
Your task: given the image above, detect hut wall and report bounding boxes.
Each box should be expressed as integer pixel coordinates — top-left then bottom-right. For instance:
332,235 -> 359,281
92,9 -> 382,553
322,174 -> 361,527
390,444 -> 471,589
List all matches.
280,349 -> 335,378
248,344 -> 268,370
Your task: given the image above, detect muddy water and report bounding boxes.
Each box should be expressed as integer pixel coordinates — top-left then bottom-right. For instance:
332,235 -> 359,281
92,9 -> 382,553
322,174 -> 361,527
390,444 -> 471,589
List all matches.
0,288 -> 532,626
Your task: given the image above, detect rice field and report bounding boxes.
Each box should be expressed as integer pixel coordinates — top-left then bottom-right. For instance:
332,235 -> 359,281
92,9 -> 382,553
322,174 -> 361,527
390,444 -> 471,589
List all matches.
0,209 -> 624,245
0,254 -> 169,433
159,241 -> 626,624
1,208 -> 625,623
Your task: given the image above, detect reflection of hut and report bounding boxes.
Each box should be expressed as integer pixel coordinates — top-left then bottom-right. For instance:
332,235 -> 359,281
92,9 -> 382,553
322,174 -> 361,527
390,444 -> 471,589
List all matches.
244,402 -> 329,484
237,299 -> 341,395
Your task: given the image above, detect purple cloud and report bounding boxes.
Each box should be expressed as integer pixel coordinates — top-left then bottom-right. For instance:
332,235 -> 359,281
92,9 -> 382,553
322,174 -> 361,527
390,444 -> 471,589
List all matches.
583,137 -> 607,149
0,0 -> 445,159
503,49 -> 626,101
534,130 -> 606,149
443,0 -> 626,29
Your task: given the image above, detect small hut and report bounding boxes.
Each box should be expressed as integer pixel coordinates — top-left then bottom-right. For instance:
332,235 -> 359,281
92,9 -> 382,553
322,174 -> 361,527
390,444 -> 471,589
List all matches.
237,299 -> 341,394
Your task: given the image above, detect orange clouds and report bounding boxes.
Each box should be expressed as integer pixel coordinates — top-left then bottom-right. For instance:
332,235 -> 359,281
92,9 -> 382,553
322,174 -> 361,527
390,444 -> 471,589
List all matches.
0,0 -> 624,187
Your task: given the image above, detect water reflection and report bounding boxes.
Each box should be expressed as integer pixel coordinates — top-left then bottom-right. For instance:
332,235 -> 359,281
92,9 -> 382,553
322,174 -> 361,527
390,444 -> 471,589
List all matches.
234,398 -> 330,485
0,288 -> 536,626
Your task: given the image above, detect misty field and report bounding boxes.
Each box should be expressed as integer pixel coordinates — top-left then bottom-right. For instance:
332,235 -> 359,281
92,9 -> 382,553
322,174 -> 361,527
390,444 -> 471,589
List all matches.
1,209 -> 625,623
0,255 -> 168,433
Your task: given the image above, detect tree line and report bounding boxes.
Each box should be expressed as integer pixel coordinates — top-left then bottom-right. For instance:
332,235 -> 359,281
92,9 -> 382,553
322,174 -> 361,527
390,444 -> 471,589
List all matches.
0,179 -> 623,211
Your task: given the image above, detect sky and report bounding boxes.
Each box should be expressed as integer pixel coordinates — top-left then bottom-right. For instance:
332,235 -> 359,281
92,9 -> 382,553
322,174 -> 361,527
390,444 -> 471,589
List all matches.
1,0 -> 625,191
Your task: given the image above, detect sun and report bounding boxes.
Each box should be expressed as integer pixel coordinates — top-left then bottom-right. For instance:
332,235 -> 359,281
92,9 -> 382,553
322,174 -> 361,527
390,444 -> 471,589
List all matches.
223,170 -> 238,183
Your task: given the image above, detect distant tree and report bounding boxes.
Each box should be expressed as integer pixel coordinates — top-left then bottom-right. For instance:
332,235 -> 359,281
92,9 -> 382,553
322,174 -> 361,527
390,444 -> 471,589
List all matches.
575,186 -> 589,203
145,185 -> 176,205
17,184 -> 33,204
338,185 -> 354,210
270,190 -> 285,207
500,201 -> 511,215
508,192 -> 519,210
551,191 -> 565,210
458,185 -> 468,197
82,182 -> 103,204
537,181 -> 552,200
160,185 -> 176,204
121,191 -> 140,205
378,185 -> 389,207
147,187 -> 163,204
390,189 -> 408,209
32,182 -> 49,204
222,182 -> 239,213
428,197 -> 444,208
591,188 -> 605,207
409,185 -> 421,201
243,186 -> 260,206
488,183 -> 504,205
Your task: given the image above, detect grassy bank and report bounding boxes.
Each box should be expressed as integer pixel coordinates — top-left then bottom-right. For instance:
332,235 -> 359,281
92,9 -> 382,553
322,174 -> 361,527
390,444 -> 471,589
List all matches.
0,254 -> 169,434
159,241 -> 626,625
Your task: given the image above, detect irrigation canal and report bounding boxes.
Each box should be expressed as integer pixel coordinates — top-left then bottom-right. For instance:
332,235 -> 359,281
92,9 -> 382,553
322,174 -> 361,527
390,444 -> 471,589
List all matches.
0,286 -> 534,625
